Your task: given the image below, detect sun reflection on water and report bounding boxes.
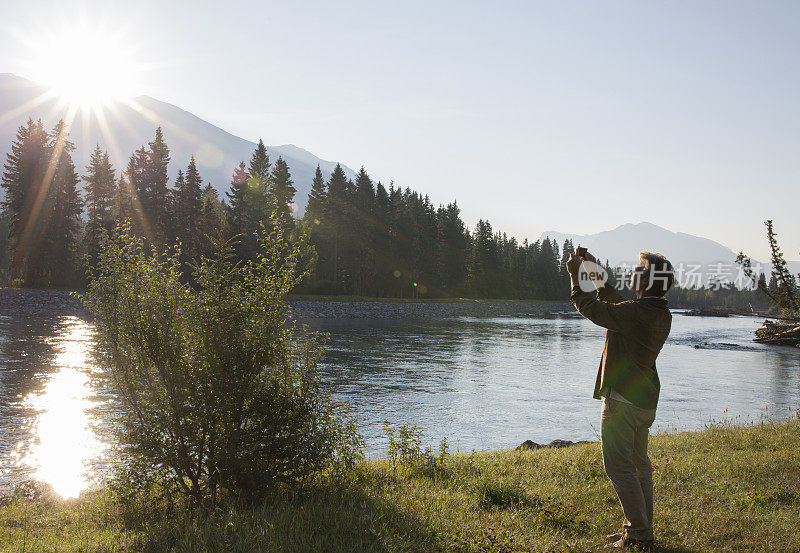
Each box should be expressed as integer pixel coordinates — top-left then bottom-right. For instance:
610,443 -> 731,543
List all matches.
15,318 -> 107,498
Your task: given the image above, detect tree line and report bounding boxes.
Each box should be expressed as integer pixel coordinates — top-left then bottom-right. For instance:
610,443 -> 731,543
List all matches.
0,119 -> 580,298
298,164 -> 581,299
0,118 -> 784,308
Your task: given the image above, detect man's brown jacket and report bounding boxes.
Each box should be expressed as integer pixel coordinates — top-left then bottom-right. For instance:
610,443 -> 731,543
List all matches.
571,283 -> 672,410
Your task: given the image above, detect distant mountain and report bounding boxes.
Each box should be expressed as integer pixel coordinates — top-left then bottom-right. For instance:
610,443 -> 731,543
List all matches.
540,222 -> 739,266
541,222 -> 800,281
0,73 -> 356,215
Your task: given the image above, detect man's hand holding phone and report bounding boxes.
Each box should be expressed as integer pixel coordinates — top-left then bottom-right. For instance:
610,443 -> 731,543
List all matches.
569,248 -> 605,291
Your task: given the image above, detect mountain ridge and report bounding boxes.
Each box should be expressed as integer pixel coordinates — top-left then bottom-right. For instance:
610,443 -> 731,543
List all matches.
0,73 -> 356,214
540,222 -> 739,265
540,222 -> 800,277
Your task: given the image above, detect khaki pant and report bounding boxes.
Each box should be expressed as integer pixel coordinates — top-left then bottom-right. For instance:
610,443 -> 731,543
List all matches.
601,396 -> 657,541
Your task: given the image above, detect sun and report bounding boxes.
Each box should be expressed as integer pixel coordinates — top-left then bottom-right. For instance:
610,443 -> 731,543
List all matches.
26,22 -> 141,109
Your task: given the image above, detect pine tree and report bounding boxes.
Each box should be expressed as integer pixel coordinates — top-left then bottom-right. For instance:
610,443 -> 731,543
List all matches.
248,139 -> 271,184
352,167 -> 375,295
84,145 -> 116,267
301,166 -> 329,289
305,165 -> 327,225
145,127 -> 171,244
226,162 -> 249,235
173,156 -> 203,258
246,141 -> 271,241
46,121 -> 83,286
125,146 -> 150,238
269,156 -> 296,235
1,119 -> 82,286
226,141 -> 273,263
537,238 -> 562,299
764,220 -> 799,312
198,183 -> 226,255
1,118 -> 50,285
387,183 -> 410,297
247,139 -> 272,224
757,271 -> 767,291
373,181 -> 392,295
436,201 -> 469,296
115,173 -> 136,224
468,219 -> 495,297
325,164 -> 350,291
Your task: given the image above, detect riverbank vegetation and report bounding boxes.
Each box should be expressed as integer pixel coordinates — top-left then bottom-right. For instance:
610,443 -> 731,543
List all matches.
1,417 -> 798,552
736,220 -> 800,345
81,220 -> 361,505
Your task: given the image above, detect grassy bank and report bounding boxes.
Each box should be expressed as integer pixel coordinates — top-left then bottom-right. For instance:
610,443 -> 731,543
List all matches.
1,418 -> 798,552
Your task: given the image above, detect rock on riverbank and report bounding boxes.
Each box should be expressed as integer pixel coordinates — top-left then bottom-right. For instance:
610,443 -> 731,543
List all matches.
516,439 -> 593,450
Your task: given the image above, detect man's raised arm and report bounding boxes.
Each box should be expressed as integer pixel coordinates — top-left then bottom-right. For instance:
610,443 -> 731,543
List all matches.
582,252 -> 626,304
566,252 -> 632,333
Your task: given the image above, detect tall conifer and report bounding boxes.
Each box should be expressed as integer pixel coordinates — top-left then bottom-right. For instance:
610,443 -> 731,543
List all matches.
46,121 -> 83,286
173,156 -> 203,258
1,118 -> 49,282
84,145 -> 116,266
145,127 -> 171,243
269,156 -> 296,235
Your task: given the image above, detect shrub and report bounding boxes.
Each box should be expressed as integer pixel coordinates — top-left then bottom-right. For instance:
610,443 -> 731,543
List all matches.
384,422 -> 424,465
83,221 -> 362,504
382,423 -> 449,479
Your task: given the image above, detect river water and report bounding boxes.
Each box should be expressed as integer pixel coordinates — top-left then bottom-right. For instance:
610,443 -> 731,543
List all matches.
1,304 -> 799,497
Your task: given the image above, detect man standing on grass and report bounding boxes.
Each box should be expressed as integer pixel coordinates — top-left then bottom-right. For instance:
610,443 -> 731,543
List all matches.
566,250 -> 674,551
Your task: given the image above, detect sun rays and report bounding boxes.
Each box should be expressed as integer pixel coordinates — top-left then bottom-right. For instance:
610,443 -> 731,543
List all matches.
21,19 -> 141,110
1,12 -> 157,159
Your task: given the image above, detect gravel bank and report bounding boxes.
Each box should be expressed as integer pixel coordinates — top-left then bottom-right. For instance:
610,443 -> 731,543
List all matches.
0,288 -> 88,318
288,299 -> 572,320
0,288 -> 573,321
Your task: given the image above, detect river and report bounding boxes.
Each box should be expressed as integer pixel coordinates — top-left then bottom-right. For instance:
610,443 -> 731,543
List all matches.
1,299 -> 799,498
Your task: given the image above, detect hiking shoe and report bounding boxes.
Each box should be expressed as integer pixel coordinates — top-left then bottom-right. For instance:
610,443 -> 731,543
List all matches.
604,536 -> 654,550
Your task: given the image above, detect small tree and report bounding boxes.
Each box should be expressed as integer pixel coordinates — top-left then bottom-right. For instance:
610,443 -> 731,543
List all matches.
736,219 -> 799,317
83,217 -> 361,504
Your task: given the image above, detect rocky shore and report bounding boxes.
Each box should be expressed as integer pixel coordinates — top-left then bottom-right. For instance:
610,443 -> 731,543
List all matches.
0,288 -> 88,318
288,298 -> 572,320
516,438 -> 593,450
1,288 -> 572,321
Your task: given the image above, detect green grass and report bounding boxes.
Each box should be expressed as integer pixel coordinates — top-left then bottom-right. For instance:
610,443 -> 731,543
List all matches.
1,418 -> 799,552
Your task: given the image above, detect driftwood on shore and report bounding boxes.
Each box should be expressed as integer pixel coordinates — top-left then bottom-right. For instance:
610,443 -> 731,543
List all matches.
683,307 -> 733,317
754,320 -> 800,347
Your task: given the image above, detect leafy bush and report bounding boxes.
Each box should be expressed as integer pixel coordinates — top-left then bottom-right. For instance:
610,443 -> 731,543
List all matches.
382,422 -> 449,479
384,422 -> 424,465
83,221 -> 362,504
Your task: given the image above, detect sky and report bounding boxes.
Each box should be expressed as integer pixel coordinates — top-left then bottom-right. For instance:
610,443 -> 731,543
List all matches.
0,0 -> 798,261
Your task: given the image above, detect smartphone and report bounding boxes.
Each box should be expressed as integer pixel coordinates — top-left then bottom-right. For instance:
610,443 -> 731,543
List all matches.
576,246 -> 587,258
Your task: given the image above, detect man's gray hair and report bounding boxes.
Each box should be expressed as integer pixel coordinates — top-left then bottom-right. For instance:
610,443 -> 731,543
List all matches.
638,251 -> 674,297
